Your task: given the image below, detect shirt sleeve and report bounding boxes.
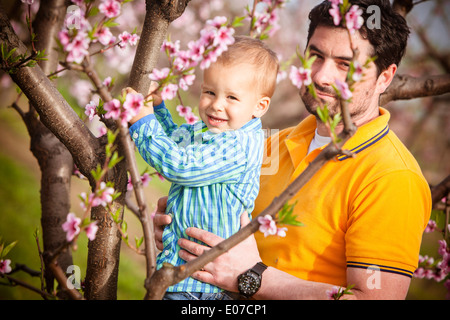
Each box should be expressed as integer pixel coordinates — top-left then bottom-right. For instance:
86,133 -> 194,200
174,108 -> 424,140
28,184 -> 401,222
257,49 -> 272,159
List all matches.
345,170 -> 432,277
129,114 -> 248,187
152,101 -> 178,137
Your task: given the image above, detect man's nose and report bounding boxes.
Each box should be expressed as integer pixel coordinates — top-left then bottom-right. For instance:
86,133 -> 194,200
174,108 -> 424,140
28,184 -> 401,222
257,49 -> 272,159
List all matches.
312,60 -> 336,88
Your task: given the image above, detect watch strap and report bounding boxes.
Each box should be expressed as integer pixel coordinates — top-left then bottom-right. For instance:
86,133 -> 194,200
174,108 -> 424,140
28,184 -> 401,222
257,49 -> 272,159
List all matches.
251,262 -> 268,276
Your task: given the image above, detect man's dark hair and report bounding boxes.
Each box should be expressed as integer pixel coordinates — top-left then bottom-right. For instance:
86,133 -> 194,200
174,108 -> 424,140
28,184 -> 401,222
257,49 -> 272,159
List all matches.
307,0 -> 410,76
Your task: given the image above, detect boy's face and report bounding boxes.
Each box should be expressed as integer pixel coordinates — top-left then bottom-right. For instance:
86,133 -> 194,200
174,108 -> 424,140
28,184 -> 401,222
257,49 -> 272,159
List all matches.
199,62 -> 269,133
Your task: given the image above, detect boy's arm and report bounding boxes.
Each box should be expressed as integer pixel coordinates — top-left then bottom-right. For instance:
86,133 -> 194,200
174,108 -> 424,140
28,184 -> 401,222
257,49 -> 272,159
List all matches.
130,119 -> 249,187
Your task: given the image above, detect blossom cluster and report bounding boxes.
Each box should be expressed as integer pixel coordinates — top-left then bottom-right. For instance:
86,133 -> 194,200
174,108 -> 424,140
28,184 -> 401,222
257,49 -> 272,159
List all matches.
146,16 -> 236,124
61,181 -> 119,242
62,213 -> 98,242
127,172 -> 165,191
244,0 -> 287,39
104,92 -> 144,126
0,259 -> 12,274
258,214 -> 287,237
328,0 -> 364,34
58,0 -> 139,64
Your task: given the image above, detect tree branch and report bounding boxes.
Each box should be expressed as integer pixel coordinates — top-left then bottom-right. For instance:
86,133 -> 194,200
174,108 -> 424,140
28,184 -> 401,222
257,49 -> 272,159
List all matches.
0,5 -> 101,178
380,73 -> 450,105
431,175 -> 450,208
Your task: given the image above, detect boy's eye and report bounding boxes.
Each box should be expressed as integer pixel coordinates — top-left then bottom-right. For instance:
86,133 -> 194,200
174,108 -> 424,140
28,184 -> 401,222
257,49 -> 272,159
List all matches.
228,95 -> 238,100
205,91 -> 215,96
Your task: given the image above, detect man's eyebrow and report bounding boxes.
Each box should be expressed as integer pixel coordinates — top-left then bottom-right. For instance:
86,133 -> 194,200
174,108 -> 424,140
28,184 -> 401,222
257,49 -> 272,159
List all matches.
309,44 -> 353,62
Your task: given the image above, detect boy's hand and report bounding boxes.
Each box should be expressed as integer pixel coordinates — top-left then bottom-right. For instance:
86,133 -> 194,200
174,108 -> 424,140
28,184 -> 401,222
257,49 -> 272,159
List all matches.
126,86 -> 154,124
150,81 -> 163,107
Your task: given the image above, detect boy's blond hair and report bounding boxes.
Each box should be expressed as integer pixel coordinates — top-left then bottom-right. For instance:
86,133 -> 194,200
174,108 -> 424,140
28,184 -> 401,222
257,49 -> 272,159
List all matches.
215,35 -> 279,98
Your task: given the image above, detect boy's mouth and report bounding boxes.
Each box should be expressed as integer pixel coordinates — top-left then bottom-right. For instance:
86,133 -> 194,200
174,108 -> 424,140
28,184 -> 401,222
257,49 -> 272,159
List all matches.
207,115 -> 228,126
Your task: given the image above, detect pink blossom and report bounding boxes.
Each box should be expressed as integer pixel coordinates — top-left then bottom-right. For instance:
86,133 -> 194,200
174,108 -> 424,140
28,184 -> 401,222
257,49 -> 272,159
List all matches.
58,30 -> 70,46
352,60 -> 363,82
119,108 -> 133,126
184,111 -> 199,125
424,219 -> 437,233
65,32 -> 90,64
335,79 -> 352,100
98,126 -> 107,137
141,173 -> 151,187
329,4 -> 341,26
123,92 -> 144,115
200,49 -> 219,70
438,240 -> 448,256
345,5 -> 364,34
179,73 -> 196,91
160,83 -> 178,101
258,215 -> 277,237
173,51 -> 194,71
85,100 -> 98,121
330,0 -> 343,5
127,176 -> 134,191
187,40 -> 206,62
103,76 -> 112,88
176,105 -> 192,117
149,68 -> 170,81
276,227 -> 288,237
0,259 -> 12,274
162,40 -> 180,56
62,213 -> 81,242
206,16 -> 227,28
85,221 -> 98,241
289,66 -> 312,88
99,0 -> 121,18
155,172 -> 165,181
104,99 -> 122,120
128,33 -> 139,46
92,182 -> 115,207
213,26 -> 235,49
326,286 -> 343,300
96,27 -> 115,46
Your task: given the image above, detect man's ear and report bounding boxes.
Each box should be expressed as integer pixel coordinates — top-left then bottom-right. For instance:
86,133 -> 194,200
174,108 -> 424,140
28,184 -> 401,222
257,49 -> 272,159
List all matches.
253,96 -> 271,118
376,64 -> 397,94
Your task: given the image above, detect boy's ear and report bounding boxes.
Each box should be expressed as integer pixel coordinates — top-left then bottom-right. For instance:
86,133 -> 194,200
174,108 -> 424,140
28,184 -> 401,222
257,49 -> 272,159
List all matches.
253,96 -> 271,118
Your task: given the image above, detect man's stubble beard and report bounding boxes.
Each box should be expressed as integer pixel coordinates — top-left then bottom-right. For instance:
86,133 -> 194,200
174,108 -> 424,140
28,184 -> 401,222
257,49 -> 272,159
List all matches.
299,84 -> 374,121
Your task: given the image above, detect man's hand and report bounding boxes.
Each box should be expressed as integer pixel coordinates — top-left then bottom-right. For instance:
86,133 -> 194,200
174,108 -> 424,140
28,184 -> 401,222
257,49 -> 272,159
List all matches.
153,196 -> 170,251
177,213 -> 262,292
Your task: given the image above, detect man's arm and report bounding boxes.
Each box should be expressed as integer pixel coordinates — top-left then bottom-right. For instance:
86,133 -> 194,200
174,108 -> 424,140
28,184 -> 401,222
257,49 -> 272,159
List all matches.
177,223 -> 411,299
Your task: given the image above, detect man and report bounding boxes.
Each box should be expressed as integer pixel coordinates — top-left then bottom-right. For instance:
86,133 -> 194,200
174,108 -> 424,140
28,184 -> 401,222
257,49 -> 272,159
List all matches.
154,0 -> 431,299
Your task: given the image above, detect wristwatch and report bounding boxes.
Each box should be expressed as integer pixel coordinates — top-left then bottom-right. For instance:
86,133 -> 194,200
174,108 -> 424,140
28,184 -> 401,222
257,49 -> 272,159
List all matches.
237,262 -> 268,298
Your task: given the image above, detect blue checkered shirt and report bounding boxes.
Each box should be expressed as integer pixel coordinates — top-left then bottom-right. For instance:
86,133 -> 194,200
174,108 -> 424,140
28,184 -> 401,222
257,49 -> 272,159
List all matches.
129,102 -> 264,293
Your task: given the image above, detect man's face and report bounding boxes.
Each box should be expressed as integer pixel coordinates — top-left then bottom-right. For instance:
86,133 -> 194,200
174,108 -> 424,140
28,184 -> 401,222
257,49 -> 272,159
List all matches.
300,26 -> 380,123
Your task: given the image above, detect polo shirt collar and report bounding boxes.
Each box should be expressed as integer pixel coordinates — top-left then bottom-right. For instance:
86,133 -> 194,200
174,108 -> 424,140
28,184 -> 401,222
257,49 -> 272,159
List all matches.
285,107 -> 391,167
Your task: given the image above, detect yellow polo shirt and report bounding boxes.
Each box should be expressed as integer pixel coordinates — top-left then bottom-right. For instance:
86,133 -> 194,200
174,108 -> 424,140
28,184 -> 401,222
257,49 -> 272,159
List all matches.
254,108 -> 431,286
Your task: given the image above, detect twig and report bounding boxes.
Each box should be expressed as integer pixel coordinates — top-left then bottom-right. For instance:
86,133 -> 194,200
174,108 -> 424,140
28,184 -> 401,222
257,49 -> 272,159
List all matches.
0,274 -> 55,299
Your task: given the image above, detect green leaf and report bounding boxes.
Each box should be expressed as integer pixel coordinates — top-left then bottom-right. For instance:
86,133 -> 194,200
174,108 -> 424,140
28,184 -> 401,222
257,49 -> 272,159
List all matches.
0,240 -> 18,259
135,236 -> 144,249
231,16 -> 245,28
278,201 -> 304,227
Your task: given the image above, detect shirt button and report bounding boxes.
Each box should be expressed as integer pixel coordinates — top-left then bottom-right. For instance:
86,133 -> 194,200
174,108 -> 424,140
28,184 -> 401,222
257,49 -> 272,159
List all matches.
132,132 -> 138,139
164,250 -> 170,256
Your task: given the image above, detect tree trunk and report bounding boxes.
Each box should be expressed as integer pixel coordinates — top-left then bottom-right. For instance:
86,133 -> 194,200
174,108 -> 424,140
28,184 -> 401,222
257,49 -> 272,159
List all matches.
22,0 -> 75,295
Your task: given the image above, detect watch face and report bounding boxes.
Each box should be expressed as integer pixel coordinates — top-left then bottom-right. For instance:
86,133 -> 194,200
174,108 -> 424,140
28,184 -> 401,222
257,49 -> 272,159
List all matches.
238,271 -> 261,296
